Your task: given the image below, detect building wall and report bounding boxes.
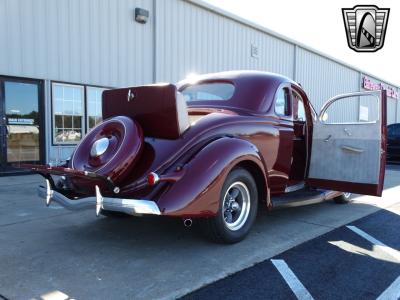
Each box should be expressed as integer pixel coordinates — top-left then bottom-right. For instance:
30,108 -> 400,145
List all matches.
0,0 -> 156,163
155,0 -> 295,82
397,99 -> 400,123
295,47 -> 360,122
0,0 -> 398,163
0,0 -> 154,87
360,74 -> 399,125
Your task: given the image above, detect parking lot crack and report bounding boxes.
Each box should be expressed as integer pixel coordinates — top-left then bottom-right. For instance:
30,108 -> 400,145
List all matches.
291,219 -> 335,229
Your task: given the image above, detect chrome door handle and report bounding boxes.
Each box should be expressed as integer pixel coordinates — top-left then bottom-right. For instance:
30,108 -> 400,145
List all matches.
324,135 -> 332,142
341,145 -> 364,153
344,128 -> 352,136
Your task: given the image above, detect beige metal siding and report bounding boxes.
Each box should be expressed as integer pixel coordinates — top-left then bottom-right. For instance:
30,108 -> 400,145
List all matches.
296,47 -> 360,122
1,0 -> 399,163
387,98 -> 397,125
397,97 -> 400,123
0,0 -> 154,87
155,0 -> 295,83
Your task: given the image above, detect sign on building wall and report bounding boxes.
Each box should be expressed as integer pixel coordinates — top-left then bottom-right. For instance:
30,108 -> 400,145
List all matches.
362,76 -> 399,99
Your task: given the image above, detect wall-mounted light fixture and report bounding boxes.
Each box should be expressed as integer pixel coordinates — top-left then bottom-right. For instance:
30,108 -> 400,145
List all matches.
135,8 -> 149,24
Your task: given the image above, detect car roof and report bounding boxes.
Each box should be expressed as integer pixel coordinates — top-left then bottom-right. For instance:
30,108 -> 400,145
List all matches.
177,70 -> 298,113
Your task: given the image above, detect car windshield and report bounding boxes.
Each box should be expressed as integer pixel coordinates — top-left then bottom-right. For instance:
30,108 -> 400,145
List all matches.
181,82 -> 235,102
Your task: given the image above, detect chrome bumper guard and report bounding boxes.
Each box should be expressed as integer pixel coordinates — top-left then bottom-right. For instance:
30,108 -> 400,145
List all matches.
38,180 -> 161,216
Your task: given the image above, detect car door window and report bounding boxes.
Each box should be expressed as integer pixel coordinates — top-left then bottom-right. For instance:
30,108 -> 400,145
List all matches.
275,88 -> 291,116
293,93 -> 306,122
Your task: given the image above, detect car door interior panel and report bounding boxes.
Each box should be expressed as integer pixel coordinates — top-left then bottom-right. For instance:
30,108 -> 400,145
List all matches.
308,90 -> 386,196
309,122 -> 381,184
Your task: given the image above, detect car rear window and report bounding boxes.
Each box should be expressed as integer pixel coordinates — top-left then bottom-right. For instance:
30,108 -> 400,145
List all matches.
181,82 -> 234,102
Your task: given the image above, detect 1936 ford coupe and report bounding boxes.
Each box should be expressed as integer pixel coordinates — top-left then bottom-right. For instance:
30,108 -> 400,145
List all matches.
22,71 -> 387,243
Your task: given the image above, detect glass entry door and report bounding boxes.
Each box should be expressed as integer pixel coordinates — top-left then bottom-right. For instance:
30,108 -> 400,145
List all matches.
0,78 -> 43,173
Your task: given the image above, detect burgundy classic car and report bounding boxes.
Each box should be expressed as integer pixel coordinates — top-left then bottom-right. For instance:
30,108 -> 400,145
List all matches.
23,71 -> 387,243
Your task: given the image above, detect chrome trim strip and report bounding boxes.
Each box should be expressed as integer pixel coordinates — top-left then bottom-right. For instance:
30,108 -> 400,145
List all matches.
320,121 -> 378,125
341,145 -> 365,153
38,181 -> 161,216
318,90 -> 381,124
274,190 -> 342,209
284,182 -> 305,193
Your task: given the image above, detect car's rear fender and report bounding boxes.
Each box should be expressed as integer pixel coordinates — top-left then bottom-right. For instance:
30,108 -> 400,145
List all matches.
157,137 -> 269,217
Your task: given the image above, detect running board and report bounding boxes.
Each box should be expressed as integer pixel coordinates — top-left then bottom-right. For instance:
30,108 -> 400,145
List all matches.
285,182 -> 305,193
272,189 -> 342,209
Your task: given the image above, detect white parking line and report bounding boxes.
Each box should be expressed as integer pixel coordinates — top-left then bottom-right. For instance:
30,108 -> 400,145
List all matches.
346,225 -> 400,262
376,276 -> 400,300
271,259 -> 314,300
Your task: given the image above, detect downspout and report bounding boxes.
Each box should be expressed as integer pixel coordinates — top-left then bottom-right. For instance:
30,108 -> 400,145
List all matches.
152,0 -> 157,83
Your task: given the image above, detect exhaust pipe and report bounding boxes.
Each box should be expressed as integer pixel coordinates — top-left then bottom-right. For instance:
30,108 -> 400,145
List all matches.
183,218 -> 193,227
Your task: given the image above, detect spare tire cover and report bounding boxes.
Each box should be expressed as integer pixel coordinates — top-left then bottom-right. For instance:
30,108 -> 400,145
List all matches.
70,116 -> 143,185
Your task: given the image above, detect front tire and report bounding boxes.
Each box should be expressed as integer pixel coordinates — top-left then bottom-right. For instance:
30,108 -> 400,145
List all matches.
201,168 -> 258,244
100,210 -> 130,218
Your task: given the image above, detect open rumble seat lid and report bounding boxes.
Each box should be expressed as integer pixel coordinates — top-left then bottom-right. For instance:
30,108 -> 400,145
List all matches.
102,83 -> 189,140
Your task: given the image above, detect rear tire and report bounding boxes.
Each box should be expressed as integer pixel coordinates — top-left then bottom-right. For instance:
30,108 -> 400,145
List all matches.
334,192 -> 352,204
201,168 -> 258,244
100,210 -> 130,218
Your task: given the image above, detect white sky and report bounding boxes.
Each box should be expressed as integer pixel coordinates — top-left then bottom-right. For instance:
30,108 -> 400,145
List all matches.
203,0 -> 400,86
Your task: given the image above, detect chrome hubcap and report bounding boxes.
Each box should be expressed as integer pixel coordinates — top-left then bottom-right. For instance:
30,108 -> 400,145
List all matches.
90,137 -> 109,157
222,181 -> 251,231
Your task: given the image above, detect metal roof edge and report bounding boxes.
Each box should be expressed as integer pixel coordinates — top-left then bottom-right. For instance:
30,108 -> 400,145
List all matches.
185,0 -> 399,89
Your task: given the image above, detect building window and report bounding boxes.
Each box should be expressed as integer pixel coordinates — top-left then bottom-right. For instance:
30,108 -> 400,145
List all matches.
52,83 -> 84,144
87,87 -> 106,131
52,82 -> 109,145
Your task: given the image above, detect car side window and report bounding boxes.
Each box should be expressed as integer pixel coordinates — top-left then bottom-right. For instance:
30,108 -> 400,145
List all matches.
275,88 -> 291,116
293,92 -> 306,122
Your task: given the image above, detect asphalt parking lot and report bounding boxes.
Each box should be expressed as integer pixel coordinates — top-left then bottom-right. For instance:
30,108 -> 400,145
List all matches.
0,164 -> 399,300
184,204 -> 400,300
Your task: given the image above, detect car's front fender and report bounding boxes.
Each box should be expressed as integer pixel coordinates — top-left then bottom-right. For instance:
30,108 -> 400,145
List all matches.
157,137 -> 269,217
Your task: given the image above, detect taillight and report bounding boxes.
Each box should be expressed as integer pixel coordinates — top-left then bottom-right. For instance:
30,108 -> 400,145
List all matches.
147,172 -> 160,186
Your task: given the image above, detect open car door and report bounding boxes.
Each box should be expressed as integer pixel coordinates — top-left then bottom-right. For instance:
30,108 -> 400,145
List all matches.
307,90 -> 387,196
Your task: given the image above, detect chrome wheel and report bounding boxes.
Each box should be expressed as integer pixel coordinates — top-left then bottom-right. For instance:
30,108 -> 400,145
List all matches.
222,181 -> 251,231
201,168 -> 258,243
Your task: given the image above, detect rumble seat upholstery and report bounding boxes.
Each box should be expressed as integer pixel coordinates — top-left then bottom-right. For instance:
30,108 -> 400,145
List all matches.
102,84 -> 189,139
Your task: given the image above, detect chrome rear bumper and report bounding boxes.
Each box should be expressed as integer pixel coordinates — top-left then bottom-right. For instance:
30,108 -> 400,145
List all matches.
38,180 -> 161,216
